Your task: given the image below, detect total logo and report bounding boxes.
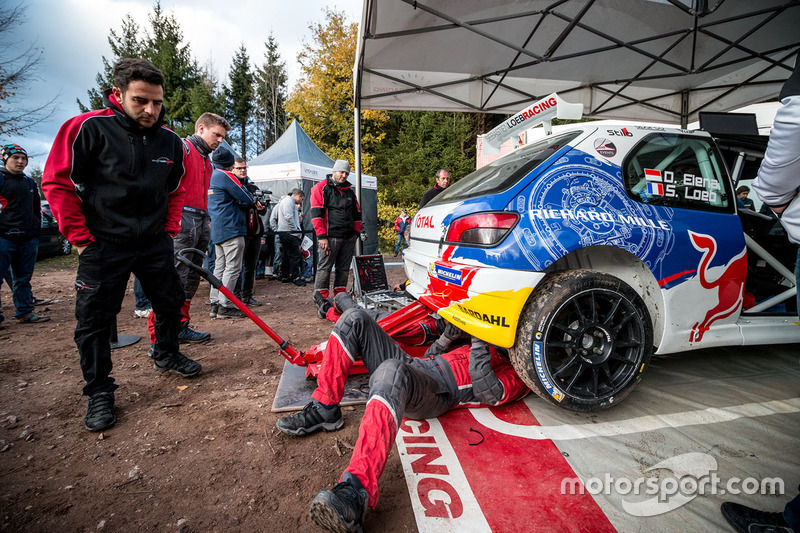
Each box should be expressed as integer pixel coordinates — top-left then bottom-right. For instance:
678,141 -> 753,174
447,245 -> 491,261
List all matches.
607,128 -> 633,137
415,215 -> 435,229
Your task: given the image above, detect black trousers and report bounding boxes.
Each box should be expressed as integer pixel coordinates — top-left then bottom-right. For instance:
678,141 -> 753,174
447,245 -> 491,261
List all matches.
279,233 -> 302,281
75,234 -> 185,396
236,233 -> 262,298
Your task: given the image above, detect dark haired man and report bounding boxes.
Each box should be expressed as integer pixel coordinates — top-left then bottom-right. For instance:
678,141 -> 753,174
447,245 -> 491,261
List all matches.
43,58 -> 202,433
146,112 -> 231,345
0,143 -> 50,327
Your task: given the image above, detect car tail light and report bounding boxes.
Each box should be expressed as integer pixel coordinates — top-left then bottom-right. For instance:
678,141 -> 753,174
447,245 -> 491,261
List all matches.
444,212 -> 519,246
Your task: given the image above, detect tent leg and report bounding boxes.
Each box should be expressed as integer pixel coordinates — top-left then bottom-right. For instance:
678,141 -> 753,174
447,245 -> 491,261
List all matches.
354,104 -> 363,256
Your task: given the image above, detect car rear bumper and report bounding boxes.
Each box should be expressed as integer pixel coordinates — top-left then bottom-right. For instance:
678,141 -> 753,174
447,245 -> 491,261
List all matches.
404,249 -> 545,348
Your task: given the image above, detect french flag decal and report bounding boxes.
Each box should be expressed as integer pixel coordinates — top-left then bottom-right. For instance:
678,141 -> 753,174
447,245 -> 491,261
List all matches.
645,168 -> 662,181
647,182 -> 665,195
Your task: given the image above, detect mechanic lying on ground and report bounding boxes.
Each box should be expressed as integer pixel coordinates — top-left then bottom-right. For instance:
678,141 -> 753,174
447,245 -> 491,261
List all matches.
276,298 -> 530,533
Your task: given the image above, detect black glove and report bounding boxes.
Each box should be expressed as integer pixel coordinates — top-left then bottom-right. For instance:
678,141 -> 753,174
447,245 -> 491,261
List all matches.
468,338 -> 505,405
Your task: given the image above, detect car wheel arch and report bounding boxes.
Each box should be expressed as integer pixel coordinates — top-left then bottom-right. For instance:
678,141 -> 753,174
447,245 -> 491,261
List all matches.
542,245 -> 664,350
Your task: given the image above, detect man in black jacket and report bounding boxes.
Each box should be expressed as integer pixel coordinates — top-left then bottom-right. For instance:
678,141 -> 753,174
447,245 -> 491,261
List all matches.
0,143 -> 50,327
43,58 -> 202,433
419,168 -> 451,209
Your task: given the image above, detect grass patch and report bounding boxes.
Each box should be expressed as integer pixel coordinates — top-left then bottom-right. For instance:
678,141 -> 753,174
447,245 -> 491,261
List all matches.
36,249 -> 78,273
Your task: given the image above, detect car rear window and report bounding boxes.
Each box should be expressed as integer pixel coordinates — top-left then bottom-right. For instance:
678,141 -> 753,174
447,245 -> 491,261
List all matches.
429,131 -> 581,205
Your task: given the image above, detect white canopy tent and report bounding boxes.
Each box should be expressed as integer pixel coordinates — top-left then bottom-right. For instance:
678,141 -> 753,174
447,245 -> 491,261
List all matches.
248,120 -> 380,254
353,0 -> 800,125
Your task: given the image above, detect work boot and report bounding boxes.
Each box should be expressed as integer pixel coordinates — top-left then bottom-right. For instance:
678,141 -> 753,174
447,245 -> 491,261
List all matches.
16,312 -> 50,323
85,392 -> 116,432
178,324 -> 211,344
153,352 -> 202,377
276,399 -> 343,436
314,292 -> 332,320
215,305 -> 246,319
310,472 -> 368,533
209,304 -> 219,319
720,502 -> 792,533
243,296 -> 263,306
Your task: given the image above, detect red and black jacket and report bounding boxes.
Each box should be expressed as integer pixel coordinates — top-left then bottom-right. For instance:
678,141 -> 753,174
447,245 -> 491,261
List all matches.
310,175 -> 362,240
42,89 -> 185,247
181,136 -> 213,211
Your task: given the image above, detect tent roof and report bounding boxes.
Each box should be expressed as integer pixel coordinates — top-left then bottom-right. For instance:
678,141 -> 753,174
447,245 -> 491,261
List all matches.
355,0 -> 800,126
248,120 -> 335,167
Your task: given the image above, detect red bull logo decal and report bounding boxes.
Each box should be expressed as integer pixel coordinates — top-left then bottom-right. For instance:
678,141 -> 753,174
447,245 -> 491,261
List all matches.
687,231 -> 747,342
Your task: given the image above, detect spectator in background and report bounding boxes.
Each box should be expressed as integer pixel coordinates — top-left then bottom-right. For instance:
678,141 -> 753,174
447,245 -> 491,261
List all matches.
277,188 -> 306,286
43,58 -> 201,432
736,185 -> 756,210
232,158 -> 266,306
393,208 -> 410,256
269,199 -> 283,281
311,160 -> 361,319
147,112 -> 230,344
207,147 -> 255,319
419,168 -> 451,209
132,277 -> 151,318
0,143 -> 50,327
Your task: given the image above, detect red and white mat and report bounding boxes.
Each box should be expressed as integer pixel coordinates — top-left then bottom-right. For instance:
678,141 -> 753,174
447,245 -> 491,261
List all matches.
396,346 -> 800,532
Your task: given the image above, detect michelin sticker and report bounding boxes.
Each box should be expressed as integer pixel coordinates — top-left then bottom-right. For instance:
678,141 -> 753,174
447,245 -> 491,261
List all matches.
431,264 -> 464,286
533,341 -> 564,402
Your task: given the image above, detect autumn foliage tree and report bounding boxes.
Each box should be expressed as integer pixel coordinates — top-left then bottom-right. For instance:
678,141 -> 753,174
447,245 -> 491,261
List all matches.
287,8 -> 388,171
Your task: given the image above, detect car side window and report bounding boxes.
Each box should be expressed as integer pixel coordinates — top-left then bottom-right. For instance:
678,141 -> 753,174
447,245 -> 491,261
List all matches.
623,133 -> 731,212
41,212 -> 56,228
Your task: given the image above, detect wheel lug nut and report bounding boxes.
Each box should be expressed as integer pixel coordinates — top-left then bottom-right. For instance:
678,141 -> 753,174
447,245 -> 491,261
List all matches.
593,347 -> 602,354
594,331 -> 603,337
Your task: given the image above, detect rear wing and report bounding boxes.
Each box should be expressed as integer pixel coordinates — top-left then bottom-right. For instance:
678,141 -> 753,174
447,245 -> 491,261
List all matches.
481,93 -> 583,155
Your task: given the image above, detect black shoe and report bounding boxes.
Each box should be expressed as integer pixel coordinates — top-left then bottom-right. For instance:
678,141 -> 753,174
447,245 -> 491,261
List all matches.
153,352 -> 202,377
310,472 -> 367,533
16,312 -> 50,323
292,279 -> 306,287
314,293 -> 332,319
276,400 -> 343,436
178,324 -> 211,343
720,502 -> 792,533
215,305 -> 246,319
85,392 -> 116,432
243,296 -> 263,306
209,304 -> 219,318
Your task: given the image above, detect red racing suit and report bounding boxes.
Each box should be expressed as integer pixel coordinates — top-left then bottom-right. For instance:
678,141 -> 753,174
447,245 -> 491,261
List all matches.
312,308 -> 529,507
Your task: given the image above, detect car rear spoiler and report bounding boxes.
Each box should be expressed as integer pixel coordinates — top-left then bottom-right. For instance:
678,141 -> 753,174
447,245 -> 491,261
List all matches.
481,93 -> 584,155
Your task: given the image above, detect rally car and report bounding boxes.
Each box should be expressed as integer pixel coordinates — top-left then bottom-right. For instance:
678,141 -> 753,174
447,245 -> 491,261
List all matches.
403,95 -> 798,412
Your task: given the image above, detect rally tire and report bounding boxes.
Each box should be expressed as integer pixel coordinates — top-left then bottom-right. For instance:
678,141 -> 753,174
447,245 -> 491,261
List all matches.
510,269 -> 653,412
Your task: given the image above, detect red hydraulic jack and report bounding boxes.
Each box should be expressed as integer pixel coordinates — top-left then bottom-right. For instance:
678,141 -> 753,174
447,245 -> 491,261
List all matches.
176,248 -> 432,378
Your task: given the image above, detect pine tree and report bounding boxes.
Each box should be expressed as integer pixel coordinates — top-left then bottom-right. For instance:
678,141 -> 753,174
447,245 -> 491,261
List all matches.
78,14 -> 143,112
143,2 -> 199,136
224,44 -> 255,158
286,8 -> 388,171
253,34 -> 288,152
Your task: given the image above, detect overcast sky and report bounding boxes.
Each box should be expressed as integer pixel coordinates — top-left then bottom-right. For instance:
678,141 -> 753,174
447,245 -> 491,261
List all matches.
9,0 -> 364,169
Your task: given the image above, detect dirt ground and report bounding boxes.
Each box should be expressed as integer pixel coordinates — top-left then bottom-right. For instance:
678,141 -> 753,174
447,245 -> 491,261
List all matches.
0,253 -> 417,532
